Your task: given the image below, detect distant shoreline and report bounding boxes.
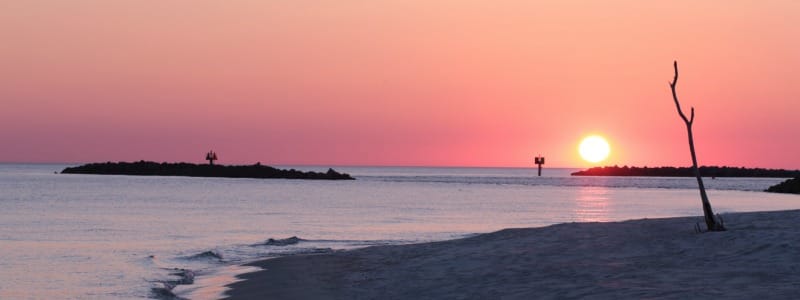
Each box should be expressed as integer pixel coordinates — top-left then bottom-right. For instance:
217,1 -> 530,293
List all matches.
572,165 -> 800,178
61,161 -> 354,180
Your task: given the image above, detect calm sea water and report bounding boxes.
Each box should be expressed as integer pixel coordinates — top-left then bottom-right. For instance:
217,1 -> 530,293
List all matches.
1,164 -> 798,299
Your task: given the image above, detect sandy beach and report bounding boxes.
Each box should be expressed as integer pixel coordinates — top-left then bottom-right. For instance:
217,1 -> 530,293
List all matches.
225,209 -> 800,299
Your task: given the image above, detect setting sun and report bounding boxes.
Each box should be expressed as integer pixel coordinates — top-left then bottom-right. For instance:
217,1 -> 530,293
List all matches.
579,136 -> 611,163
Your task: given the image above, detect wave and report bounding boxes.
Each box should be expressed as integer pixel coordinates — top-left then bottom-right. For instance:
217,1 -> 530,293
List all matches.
182,250 -> 223,261
151,268 -> 196,300
150,238 -> 401,299
262,236 -> 304,246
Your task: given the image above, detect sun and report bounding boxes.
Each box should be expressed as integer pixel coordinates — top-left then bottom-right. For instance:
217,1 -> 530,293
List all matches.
579,135 -> 610,163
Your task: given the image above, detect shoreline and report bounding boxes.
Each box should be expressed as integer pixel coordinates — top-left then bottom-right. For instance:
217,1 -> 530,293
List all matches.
223,209 -> 800,299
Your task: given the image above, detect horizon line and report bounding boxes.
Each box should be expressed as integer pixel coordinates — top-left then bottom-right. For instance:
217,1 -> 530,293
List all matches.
2,161 -> 798,171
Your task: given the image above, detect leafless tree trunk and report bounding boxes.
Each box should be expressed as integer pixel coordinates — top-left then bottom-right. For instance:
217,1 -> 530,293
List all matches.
669,61 -> 725,231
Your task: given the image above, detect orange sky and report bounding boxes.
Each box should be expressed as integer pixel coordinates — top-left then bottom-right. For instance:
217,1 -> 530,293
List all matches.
2,1 -> 799,168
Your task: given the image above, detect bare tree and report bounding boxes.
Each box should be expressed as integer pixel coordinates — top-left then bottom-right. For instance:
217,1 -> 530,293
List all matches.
669,61 -> 725,232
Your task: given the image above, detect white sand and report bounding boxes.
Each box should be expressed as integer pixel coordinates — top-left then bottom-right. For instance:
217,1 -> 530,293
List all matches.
225,210 -> 800,299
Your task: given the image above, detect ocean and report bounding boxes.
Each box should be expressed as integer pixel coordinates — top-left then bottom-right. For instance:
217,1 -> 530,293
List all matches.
0,163 -> 797,299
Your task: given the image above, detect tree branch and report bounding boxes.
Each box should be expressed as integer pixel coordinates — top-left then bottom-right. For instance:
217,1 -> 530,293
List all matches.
667,60 -> 724,231
670,61 -> 691,125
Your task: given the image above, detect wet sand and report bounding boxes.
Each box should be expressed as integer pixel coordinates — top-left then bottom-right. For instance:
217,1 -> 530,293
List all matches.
225,209 -> 800,299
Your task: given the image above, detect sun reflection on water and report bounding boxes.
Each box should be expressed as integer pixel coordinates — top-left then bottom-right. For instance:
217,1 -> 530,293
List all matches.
574,186 -> 611,222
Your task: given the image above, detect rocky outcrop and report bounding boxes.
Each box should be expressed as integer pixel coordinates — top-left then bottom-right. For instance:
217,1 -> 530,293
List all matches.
765,178 -> 800,194
62,161 -> 354,180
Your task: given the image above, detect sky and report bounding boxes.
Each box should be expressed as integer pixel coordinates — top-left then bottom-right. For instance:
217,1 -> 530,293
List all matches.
2,1 -> 799,168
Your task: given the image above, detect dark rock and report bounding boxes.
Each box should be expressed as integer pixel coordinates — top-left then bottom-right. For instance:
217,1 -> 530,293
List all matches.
766,178 -> 800,194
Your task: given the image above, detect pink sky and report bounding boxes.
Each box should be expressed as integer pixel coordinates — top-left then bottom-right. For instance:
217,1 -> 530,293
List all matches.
2,1 -> 799,168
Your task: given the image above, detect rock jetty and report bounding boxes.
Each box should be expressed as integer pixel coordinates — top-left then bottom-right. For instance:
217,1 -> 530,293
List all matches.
61,161 -> 354,180
571,165 -> 799,178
